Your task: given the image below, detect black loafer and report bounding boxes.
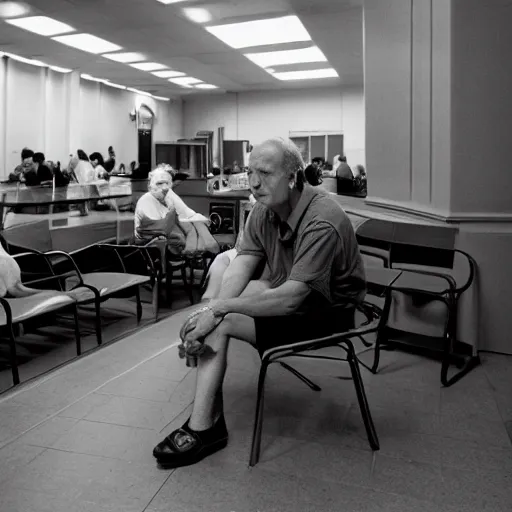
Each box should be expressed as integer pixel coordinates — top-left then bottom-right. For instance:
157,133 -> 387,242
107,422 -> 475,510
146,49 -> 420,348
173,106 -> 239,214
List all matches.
153,416 -> 228,468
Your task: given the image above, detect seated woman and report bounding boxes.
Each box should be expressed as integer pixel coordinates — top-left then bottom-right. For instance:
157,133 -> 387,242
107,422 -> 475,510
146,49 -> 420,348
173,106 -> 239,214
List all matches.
134,167 -> 219,258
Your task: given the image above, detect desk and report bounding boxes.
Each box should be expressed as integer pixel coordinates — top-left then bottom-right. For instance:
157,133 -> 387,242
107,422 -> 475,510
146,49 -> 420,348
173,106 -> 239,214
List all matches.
0,183 -> 132,242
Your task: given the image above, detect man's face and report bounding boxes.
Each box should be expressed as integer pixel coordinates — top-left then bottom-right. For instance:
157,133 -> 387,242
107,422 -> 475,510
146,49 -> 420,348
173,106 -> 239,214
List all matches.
149,173 -> 171,201
248,144 -> 291,210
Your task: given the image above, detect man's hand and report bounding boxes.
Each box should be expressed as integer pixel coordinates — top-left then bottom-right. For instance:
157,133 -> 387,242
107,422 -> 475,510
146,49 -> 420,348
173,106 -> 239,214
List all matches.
181,306 -> 223,343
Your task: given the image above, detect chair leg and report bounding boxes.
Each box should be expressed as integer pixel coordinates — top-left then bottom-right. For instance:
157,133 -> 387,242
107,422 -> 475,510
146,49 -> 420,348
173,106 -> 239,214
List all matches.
7,326 -> 20,386
152,278 -> 160,321
181,266 -> 194,305
135,286 -> 143,324
371,291 -> 392,374
345,340 -> 379,451
94,298 -> 102,346
249,361 -> 270,467
279,362 -> 322,391
72,305 -> 82,356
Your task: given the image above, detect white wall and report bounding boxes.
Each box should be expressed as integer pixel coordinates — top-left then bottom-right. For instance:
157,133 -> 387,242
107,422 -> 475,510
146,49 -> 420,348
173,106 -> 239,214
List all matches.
0,58 -> 182,177
182,87 -> 365,166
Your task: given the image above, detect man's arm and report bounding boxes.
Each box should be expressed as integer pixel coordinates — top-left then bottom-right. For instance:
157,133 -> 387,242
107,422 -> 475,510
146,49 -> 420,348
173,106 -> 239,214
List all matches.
212,279 -> 310,317
217,254 -> 262,299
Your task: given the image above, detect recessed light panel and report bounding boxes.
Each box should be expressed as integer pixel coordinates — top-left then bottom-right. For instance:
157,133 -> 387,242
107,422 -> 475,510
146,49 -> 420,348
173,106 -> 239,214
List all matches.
168,76 -> 202,87
206,15 -> 311,49
0,2 -> 31,18
271,68 -> 339,81
195,84 -> 218,89
156,0 -> 189,4
52,33 -> 122,54
245,46 -> 327,68
103,52 -> 146,63
81,73 -> 109,83
152,95 -> 171,101
130,62 -> 167,71
6,16 -> 74,36
153,70 -> 185,78
182,7 -> 211,23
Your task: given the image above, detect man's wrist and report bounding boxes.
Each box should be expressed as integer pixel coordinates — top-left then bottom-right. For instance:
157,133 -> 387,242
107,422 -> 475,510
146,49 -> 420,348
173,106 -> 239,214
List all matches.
209,299 -> 229,317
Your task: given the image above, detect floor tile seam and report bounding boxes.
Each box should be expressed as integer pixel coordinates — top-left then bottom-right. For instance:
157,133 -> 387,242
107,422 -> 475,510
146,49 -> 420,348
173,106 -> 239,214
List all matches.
93,390 -> 187,405
158,403 -> 194,434
0,315 -> 182,404
142,470 -> 178,512
0,341 -> 181,450
24,445 -> 166,468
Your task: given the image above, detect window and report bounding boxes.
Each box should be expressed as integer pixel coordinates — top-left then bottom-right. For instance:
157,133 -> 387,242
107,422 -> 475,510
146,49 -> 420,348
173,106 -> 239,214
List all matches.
290,131 -> 343,165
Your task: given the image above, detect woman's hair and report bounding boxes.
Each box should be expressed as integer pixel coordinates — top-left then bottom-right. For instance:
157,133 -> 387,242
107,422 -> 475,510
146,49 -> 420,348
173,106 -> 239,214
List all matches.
21,148 -> 34,160
33,152 -> 45,164
304,164 -> 322,186
77,149 -> 89,161
89,152 -> 105,166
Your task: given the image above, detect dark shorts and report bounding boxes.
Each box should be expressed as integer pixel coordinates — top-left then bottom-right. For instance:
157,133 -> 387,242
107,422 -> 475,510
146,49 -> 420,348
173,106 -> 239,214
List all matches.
254,305 -> 356,356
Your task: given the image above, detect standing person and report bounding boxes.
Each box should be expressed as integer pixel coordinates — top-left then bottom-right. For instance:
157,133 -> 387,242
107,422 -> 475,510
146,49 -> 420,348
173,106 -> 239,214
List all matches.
152,137 -> 366,468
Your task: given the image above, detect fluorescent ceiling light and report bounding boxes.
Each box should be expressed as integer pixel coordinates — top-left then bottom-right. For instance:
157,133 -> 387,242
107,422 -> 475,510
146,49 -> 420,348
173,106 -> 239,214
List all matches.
168,76 -> 202,87
245,46 -> 327,68
52,33 -> 121,54
152,95 -> 170,101
195,84 -> 218,89
206,15 -> 311,49
156,0 -> 189,4
0,2 -> 31,18
81,73 -> 110,83
5,15 -> 74,36
3,52 -> 46,66
271,68 -> 339,81
104,82 -> 127,90
152,70 -> 185,78
130,62 -> 167,71
103,52 -> 146,63
49,65 -> 72,73
127,87 -> 152,97
182,7 -> 211,23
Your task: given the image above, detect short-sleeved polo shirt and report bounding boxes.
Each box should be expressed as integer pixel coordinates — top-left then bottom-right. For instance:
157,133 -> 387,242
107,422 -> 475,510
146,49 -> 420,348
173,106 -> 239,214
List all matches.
238,185 -> 366,308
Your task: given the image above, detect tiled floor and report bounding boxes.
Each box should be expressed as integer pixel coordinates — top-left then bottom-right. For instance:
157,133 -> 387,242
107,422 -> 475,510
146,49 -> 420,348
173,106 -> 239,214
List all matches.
0,306 -> 511,512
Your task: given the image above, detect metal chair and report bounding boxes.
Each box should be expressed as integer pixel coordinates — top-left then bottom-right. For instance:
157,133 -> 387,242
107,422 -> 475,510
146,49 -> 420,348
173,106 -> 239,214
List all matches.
249,300 -> 381,467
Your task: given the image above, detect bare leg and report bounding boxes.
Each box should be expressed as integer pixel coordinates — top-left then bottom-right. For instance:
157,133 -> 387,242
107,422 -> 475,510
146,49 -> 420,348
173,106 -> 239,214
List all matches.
200,252 -> 232,301
188,279 -> 271,431
188,313 -> 256,431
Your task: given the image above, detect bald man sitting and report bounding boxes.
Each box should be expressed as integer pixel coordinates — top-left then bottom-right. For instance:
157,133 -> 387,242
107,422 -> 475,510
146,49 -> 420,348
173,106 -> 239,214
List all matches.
153,137 -> 367,468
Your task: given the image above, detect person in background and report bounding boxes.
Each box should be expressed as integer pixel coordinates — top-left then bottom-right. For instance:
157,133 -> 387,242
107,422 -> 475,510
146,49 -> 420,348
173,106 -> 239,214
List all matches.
89,152 -> 109,180
72,150 -> 96,184
311,156 -> 325,170
134,168 -> 218,256
104,146 -> 116,173
30,152 -> 54,186
9,148 -> 36,183
304,163 -> 323,186
152,137 -> 366,468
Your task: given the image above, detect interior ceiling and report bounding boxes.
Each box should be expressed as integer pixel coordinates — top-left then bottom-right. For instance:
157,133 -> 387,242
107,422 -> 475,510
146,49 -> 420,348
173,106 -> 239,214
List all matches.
0,0 -> 364,98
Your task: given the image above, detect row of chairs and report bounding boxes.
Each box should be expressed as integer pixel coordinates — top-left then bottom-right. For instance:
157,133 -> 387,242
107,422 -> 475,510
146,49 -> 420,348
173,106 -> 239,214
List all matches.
0,235 -> 218,386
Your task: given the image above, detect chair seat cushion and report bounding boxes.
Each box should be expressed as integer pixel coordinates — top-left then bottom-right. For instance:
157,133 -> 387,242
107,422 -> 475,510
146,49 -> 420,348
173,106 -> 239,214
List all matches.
1,292 -> 75,326
82,272 -> 150,296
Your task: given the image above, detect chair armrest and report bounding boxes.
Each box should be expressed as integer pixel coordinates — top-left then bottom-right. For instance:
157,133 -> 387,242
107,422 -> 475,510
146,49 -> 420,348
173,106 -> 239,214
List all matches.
453,249 -> 477,295
389,265 -> 457,296
360,247 -> 390,268
13,251 -> 63,290
43,250 -> 85,287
